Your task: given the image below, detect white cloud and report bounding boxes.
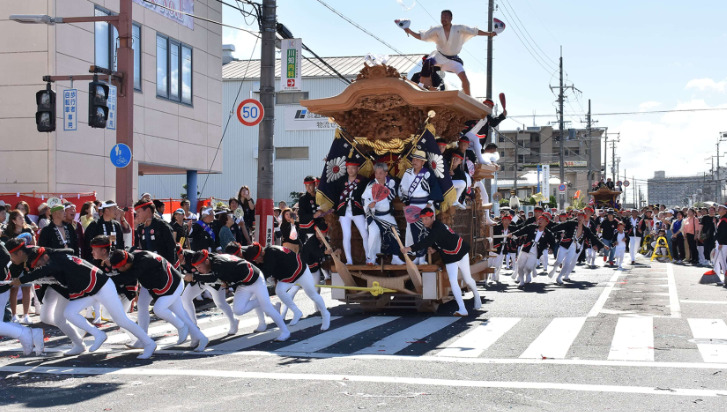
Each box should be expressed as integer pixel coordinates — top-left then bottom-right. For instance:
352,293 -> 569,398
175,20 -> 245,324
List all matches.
614,100 -> 727,192
685,78 -> 727,93
222,27 -> 261,61
638,101 -> 661,111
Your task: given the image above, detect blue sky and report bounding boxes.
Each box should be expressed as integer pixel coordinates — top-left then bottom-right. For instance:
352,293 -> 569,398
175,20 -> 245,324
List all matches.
222,0 -> 727,199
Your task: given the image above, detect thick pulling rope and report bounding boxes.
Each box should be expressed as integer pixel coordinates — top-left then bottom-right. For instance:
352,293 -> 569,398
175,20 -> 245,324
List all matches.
296,281 -> 397,297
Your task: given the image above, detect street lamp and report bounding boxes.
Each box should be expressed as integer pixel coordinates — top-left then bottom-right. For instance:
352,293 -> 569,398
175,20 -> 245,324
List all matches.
8,2 -> 133,215
9,14 -> 56,24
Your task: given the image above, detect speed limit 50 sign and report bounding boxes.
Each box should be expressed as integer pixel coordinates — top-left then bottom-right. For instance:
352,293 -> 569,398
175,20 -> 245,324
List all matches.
237,99 -> 264,126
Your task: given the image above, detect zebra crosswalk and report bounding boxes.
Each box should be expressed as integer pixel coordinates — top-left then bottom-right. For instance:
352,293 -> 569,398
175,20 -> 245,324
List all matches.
3,308 -> 727,365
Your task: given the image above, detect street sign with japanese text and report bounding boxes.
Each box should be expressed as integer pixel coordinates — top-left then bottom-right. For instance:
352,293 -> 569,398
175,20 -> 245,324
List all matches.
280,38 -> 302,91
106,85 -> 117,130
63,89 -> 77,131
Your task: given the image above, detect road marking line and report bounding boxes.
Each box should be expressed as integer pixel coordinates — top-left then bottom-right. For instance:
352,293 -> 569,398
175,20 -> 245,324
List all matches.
687,319 -> 727,363
519,317 -> 586,359
1,365 -> 725,397
211,316 -> 341,352
276,316 -> 399,353
665,263 -> 681,318
587,271 -> 622,317
680,300 -> 727,305
436,318 -> 520,358
356,317 -> 459,355
608,317 -> 654,361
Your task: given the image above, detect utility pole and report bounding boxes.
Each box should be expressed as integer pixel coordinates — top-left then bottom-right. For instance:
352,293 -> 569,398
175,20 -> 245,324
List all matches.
557,48 -> 565,210
255,0 -> 276,246
484,0 -> 494,200
486,0 -> 494,100
586,99 -> 593,188
514,130 -> 519,193
548,47 -> 580,210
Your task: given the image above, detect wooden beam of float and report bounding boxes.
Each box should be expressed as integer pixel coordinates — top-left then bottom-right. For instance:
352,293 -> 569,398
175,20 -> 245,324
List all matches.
300,64 -> 492,142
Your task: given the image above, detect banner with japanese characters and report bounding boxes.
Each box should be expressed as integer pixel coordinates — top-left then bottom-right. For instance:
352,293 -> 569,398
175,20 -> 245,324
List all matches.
280,38 -> 302,91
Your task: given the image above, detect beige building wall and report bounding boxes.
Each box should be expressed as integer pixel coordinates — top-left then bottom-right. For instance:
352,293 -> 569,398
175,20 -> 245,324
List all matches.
0,0 -> 222,201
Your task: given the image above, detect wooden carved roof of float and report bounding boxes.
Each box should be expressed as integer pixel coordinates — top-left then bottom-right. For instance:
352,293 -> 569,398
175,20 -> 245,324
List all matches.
300,64 -> 491,143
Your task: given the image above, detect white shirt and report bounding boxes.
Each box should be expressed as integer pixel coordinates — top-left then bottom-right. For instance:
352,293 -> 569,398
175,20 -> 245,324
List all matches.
419,24 -> 479,56
399,168 -> 430,204
616,232 -> 626,248
362,178 -> 397,215
534,230 -> 543,243
630,217 -> 640,236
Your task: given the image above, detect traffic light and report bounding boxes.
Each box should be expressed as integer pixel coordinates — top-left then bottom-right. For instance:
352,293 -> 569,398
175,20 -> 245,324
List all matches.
35,83 -> 56,132
88,78 -> 109,128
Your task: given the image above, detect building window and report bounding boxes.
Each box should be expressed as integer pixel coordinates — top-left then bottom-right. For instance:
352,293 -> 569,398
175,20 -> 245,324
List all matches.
530,134 -> 540,143
94,7 -> 141,91
156,34 -> 193,105
276,147 -> 309,160
133,24 -> 141,91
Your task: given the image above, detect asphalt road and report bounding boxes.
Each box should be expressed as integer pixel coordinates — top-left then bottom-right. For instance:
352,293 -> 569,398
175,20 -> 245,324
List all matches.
1,254 -> 726,411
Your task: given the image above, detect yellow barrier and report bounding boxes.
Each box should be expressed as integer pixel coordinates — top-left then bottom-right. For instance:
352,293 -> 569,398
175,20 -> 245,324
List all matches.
651,236 -> 672,261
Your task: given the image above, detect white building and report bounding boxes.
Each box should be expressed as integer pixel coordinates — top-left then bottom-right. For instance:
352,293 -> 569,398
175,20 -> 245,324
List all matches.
140,54 -> 420,204
0,0 -> 223,201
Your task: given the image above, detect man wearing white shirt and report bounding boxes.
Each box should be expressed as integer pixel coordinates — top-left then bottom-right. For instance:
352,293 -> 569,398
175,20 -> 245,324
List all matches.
402,10 -> 496,95
362,163 -> 404,265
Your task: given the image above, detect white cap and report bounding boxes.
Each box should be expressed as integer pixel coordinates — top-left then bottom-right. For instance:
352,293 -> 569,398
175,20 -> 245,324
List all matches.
200,207 -> 214,217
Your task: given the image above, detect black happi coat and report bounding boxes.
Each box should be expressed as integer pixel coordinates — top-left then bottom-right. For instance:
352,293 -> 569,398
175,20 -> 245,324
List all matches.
511,224 -> 558,259
124,251 -> 182,299
259,245 -> 306,283
20,248 -> 108,300
410,221 -> 470,264
192,253 -> 261,288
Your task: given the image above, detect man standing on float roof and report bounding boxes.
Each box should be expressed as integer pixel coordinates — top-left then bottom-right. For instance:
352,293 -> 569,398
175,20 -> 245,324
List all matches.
401,9 -> 497,96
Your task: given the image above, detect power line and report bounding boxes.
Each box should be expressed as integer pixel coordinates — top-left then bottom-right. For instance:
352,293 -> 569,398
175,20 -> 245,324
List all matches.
141,0 -> 261,37
495,4 -> 555,75
499,0 -> 557,69
199,36 -> 260,198
313,0 -> 418,65
507,106 -> 727,118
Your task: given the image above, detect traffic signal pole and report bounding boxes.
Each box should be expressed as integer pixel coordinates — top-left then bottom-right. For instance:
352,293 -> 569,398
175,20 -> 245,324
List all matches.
17,1 -> 134,217
115,0 -> 134,216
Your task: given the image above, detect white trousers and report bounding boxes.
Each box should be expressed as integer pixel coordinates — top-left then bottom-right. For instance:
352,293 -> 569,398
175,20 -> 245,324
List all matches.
231,276 -> 289,333
38,287 -> 85,347
445,253 -> 481,314
713,244 -> 727,281
367,213 -> 396,263
493,252 -> 516,281
276,268 -> 329,320
64,281 -> 153,346
181,282 -> 239,328
517,248 -> 539,286
629,236 -> 641,262
473,180 -> 488,205
465,130 -> 488,164
586,247 -> 597,266
137,282 -> 204,341
281,268 -> 325,318
339,209 -> 368,264
556,244 -> 579,282
452,179 -> 467,203
614,245 -> 626,268
0,290 -> 26,340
